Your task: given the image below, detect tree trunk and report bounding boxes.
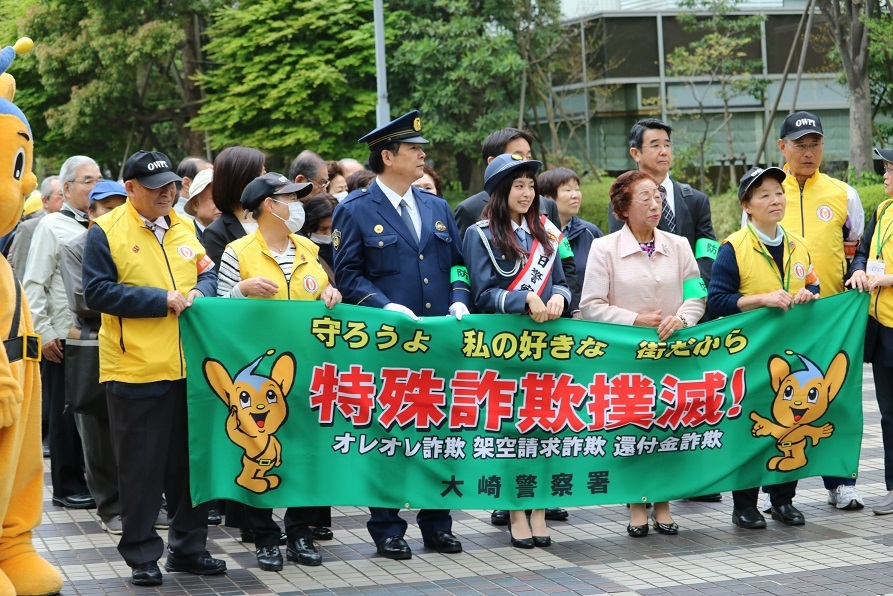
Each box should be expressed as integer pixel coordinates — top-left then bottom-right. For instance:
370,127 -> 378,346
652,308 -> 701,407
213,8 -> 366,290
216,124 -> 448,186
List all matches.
180,12 -> 206,157
722,91 -> 737,186
850,74 -> 873,174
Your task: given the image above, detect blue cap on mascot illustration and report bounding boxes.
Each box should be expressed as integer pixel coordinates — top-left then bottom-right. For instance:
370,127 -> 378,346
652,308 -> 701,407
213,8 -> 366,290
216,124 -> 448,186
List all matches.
0,37 -> 37,236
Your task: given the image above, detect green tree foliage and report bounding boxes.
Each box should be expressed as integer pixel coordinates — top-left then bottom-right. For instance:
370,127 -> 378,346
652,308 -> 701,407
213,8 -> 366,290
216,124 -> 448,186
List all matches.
16,0 -> 218,174
666,0 -> 768,191
386,0 -> 525,193
190,0 -> 377,165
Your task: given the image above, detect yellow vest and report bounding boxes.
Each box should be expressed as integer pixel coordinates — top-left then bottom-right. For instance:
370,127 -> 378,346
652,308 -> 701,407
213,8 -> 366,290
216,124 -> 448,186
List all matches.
868,199 -> 893,326
94,202 -> 210,383
227,231 -> 329,301
724,225 -> 815,296
779,166 -> 849,296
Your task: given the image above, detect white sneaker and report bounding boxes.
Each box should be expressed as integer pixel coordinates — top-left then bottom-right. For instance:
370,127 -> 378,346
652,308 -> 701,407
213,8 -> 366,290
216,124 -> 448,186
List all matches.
101,515 -> 123,535
828,485 -> 865,510
759,492 -> 771,513
873,492 -> 893,515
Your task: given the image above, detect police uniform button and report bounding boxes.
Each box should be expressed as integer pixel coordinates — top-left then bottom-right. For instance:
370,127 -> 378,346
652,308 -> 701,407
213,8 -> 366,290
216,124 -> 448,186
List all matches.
423,278 -> 429,284
425,302 -> 432,309
419,254 -> 424,260
378,241 -> 384,247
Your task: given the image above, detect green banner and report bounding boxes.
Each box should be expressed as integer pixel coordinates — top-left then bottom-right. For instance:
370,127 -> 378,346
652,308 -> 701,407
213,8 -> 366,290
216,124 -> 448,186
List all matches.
182,291 -> 868,509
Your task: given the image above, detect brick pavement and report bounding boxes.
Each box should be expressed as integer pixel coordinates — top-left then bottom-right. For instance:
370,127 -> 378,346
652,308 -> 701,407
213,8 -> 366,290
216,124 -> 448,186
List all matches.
36,365 -> 893,595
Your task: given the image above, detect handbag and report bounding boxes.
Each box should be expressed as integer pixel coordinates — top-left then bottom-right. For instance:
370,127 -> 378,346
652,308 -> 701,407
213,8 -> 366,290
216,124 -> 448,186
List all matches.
64,336 -> 107,418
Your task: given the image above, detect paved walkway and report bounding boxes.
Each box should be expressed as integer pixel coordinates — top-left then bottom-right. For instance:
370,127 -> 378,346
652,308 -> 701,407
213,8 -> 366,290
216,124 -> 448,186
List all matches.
38,365 -> 893,595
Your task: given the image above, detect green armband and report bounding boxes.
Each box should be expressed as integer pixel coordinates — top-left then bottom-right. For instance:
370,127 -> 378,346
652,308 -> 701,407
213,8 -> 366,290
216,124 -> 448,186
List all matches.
683,277 -> 708,300
695,238 -> 720,260
451,265 -> 470,285
558,237 -> 574,259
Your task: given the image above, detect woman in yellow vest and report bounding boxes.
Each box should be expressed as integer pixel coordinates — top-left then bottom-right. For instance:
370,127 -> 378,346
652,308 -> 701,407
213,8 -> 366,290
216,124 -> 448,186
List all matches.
216,172 -> 341,572
846,147 -> 893,515
707,166 -> 818,530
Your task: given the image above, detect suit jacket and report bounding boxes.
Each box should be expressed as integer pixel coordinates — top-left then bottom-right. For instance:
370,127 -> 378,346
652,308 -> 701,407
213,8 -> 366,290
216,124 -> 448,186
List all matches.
607,177 -> 715,286
7,211 -> 45,280
202,211 -> 246,268
333,182 -> 470,316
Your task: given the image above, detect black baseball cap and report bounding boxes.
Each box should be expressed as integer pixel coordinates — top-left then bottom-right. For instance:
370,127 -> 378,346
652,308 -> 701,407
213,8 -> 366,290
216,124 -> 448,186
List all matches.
780,111 -> 824,140
875,148 -> 893,163
240,172 -> 313,210
122,150 -> 182,189
737,166 -> 787,201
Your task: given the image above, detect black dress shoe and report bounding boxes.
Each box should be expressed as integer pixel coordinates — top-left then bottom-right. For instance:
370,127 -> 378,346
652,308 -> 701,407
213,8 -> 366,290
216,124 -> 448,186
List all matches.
51,493 -> 96,509
310,527 -> 334,541
164,550 -> 227,575
732,507 -> 767,529
770,503 -> 805,526
286,537 -> 322,566
532,535 -> 551,547
207,506 -> 221,525
376,535 -> 412,560
651,515 -> 679,535
240,529 -> 287,545
256,545 -> 283,572
131,561 -> 162,586
685,493 -> 723,503
544,507 -> 569,521
626,523 -> 648,537
490,510 -> 509,526
423,530 -> 462,554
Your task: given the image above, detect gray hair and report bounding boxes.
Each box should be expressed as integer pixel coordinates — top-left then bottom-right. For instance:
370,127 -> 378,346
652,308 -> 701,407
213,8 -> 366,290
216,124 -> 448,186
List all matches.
39,175 -> 59,197
59,155 -> 99,185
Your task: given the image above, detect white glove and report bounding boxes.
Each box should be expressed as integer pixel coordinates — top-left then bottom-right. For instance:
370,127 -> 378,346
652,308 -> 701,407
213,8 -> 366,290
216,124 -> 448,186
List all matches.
384,302 -> 420,320
449,302 -> 470,320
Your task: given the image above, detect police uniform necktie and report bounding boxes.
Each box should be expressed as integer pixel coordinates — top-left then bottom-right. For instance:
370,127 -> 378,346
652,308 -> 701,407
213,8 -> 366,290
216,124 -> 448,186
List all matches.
399,199 -> 419,245
660,185 -> 677,234
516,228 -> 530,252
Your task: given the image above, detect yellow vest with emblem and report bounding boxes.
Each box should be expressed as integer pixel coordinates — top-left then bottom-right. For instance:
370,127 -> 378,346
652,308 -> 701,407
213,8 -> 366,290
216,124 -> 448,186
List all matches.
868,199 -> 893,327
94,202 -> 209,383
724,226 -> 815,296
228,231 -> 328,301
779,167 -> 849,296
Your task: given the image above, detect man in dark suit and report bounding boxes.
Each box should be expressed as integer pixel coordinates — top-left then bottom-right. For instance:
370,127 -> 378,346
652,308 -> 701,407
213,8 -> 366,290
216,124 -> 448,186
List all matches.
609,118 -> 720,503
608,118 -> 717,289
332,110 -> 470,560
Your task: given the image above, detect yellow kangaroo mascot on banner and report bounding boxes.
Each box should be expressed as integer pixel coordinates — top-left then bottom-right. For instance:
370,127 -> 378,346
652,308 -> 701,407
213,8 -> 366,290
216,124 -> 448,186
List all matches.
0,37 -> 64,596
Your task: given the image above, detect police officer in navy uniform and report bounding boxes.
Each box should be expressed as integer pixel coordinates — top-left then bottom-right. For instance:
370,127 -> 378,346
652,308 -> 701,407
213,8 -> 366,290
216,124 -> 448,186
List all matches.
332,110 -> 470,560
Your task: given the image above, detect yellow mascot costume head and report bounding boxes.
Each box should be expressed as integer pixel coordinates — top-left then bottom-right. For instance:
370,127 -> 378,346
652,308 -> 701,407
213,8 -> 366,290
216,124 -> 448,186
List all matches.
0,37 -> 65,596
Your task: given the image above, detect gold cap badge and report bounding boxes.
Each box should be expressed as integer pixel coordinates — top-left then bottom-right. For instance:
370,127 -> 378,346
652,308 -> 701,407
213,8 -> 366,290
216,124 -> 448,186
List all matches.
413,117 -> 421,131
435,221 -> 446,232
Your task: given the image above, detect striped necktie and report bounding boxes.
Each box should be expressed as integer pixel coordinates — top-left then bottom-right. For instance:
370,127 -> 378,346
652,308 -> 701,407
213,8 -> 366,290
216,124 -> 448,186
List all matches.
659,185 -> 676,234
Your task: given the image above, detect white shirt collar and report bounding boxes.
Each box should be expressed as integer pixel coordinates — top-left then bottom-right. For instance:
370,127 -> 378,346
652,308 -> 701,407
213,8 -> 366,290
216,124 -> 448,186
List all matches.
659,174 -> 675,213
511,218 -> 532,235
377,177 -> 416,213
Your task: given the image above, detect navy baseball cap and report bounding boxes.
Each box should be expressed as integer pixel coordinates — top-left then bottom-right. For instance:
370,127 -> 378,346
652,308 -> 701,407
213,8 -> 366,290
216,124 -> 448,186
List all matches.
240,172 -> 313,210
359,110 -> 429,152
780,111 -> 824,140
483,153 -> 543,195
122,150 -> 182,189
737,166 -> 787,201
875,148 -> 893,163
89,180 -> 127,203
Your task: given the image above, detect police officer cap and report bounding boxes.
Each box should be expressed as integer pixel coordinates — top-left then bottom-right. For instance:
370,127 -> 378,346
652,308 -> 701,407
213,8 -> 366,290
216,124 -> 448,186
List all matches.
122,150 -> 182,189
737,166 -> 786,202
780,111 -> 824,140
358,110 -> 429,152
875,147 -> 893,164
240,172 -> 313,211
483,153 -> 543,196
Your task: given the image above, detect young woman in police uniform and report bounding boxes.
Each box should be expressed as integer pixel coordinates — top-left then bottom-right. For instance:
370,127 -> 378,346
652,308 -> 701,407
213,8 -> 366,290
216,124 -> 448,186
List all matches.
462,153 -> 571,549
708,166 -> 818,530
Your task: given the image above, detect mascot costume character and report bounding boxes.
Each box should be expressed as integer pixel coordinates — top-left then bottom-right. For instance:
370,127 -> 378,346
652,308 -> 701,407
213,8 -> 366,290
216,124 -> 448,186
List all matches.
0,37 -> 65,596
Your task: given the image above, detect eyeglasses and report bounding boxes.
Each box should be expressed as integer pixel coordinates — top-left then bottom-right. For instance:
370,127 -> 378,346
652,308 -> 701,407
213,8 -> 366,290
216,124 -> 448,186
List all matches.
73,177 -> 103,186
315,178 -> 330,190
787,140 -> 823,152
884,163 -> 893,174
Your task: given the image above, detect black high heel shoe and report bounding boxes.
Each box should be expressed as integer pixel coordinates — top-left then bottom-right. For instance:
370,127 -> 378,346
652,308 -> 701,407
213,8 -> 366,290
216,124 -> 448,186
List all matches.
509,521 -> 534,549
651,515 -> 679,535
626,522 -> 649,537
532,535 -> 551,547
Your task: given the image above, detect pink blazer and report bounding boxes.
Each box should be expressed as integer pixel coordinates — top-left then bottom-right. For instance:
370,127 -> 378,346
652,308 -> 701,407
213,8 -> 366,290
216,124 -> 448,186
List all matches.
580,224 -> 706,326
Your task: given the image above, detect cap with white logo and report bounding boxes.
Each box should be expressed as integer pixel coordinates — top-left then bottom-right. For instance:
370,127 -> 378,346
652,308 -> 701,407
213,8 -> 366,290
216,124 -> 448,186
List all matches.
122,150 -> 183,189
738,166 -> 787,201
780,111 -> 824,140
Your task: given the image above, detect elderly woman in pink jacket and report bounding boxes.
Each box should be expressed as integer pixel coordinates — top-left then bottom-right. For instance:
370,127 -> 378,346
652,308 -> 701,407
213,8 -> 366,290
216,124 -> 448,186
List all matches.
580,169 -> 706,538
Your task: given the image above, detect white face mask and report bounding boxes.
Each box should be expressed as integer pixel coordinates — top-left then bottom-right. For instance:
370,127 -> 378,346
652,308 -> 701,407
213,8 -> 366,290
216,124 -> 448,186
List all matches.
310,232 -> 332,245
272,199 -> 305,234
333,191 -> 348,201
